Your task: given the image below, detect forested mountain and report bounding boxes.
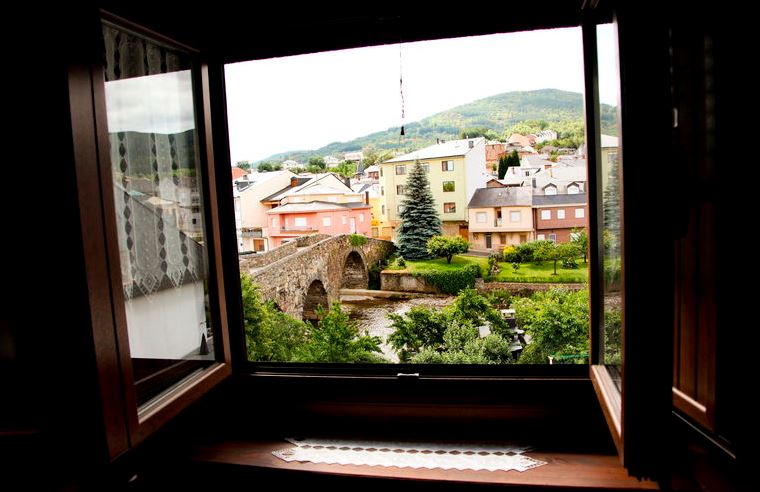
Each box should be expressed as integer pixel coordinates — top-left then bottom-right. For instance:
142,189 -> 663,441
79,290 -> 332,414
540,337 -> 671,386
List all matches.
261,89 -> 617,164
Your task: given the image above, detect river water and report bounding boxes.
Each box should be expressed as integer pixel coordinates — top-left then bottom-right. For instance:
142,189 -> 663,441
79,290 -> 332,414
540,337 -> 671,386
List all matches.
340,294 -> 455,363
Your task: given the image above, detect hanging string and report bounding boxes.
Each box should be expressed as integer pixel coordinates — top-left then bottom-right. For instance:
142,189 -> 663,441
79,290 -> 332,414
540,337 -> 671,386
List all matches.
399,41 -> 406,146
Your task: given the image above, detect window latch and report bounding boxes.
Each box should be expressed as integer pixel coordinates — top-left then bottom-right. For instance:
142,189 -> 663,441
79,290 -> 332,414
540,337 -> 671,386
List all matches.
396,372 -> 420,379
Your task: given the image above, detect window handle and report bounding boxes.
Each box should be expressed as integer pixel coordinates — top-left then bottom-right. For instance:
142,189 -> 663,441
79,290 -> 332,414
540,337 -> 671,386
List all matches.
396,372 -> 420,379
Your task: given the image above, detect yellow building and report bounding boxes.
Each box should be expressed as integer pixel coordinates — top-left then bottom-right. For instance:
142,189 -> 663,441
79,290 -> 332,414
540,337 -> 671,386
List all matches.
378,138 -> 487,239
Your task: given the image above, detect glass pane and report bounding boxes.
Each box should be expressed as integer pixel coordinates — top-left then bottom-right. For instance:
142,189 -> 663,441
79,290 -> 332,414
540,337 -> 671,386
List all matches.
226,27 -> 590,365
102,23 -> 216,405
597,23 -> 622,387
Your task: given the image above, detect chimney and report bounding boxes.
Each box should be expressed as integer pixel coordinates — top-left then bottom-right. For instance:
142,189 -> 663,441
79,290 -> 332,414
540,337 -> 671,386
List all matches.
290,176 -> 298,187
468,140 -> 474,149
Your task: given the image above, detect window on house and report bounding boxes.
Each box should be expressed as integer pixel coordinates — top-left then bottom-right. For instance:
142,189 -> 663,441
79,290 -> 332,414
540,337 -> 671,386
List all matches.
541,210 -> 551,220
548,233 -> 557,242
294,217 -> 307,227
323,216 -> 332,226
545,186 -> 558,195
381,186 -> 384,196
557,209 -> 566,219
419,162 -> 429,172
567,184 -> 580,194
441,160 -> 454,171
381,205 -> 385,215
442,181 -> 455,192
396,185 -> 406,195
443,202 -> 456,213
371,227 -> 379,237
575,208 -> 585,218
476,212 -> 487,223
537,233 -> 546,241
510,211 -> 521,222
395,165 -> 406,175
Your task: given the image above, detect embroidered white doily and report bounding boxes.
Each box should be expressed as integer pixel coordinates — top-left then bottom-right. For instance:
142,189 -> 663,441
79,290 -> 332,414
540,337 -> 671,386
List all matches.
272,438 -> 546,472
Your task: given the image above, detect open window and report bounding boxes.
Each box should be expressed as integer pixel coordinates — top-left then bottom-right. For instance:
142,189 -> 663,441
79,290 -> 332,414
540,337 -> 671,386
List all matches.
70,14 -> 232,453
64,5 -> 674,482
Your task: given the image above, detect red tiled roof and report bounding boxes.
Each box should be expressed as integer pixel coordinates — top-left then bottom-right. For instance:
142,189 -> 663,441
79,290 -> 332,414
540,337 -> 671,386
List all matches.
231,167 -> 247,180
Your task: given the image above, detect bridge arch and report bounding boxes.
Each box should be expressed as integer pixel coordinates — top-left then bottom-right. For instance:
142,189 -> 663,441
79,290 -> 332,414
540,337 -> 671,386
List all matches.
302,279 -> 328,321
341,250 -> 368,289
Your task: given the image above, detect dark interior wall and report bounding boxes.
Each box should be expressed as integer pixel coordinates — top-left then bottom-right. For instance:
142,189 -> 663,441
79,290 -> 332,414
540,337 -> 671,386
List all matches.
2,4 -> 120,489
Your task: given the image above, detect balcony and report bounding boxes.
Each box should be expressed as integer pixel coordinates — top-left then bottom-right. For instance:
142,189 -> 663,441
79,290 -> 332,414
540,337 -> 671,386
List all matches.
241,228 -> 263,238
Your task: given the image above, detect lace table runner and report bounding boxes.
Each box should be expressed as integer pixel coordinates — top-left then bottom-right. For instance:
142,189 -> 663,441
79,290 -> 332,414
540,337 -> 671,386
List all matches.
272,438 -> 546,472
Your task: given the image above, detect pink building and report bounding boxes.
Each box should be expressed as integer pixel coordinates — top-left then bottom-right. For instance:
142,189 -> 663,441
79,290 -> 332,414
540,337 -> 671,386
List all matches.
267,201 -> 371,247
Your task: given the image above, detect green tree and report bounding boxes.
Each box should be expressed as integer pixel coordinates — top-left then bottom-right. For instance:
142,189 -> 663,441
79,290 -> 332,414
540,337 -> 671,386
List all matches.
236,160 -> 251,170
497,154 -> 509,179
387,307 -> 451,362
387,288 -> 512,363
512,288 -> 589,364
571,228 -> 589,263
257,161 -> 274,172
308,156 -> 327,170
459,127 -> 498,140
397,161 -> 441,259
556,242 -> 580,269
507,149 -> 520,168
426,235 -> 469,263
297,302 -> 384,363
333,160 -> 358,178
240,274 -> 308,362
534,240 -> 559,274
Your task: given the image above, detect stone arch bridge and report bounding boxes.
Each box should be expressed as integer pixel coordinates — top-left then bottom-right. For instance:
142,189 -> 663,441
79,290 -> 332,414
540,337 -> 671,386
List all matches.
239,234 -> 395,320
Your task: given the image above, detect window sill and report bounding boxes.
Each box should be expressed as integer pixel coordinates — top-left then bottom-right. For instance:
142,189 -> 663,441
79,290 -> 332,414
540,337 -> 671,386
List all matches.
187,438 -> 658,490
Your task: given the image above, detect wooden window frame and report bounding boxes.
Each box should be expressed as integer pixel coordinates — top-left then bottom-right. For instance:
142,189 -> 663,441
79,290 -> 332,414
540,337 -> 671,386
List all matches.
65,5 -> 673,481
70,13 -> 232,454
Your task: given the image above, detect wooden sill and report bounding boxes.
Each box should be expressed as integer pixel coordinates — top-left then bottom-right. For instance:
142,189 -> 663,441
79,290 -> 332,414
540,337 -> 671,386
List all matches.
188,439 -> 658,490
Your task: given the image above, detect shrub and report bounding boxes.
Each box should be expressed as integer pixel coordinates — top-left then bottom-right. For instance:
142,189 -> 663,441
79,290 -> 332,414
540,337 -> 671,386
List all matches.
348,233 -> 367,247
503,245 -> 520,263
415,264 -> 480,294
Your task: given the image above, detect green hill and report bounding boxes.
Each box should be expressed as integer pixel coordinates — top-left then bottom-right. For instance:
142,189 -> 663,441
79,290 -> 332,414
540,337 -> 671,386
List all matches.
262,89 -> 617,164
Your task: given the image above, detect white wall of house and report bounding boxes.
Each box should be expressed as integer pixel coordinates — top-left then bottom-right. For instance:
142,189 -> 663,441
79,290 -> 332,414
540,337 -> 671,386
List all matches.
239,171 -> 295,246
464,138 -> 487,206
125,282 -> 207,359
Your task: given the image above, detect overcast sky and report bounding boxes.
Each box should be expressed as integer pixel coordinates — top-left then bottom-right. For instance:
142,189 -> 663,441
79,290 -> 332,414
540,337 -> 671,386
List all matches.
225,26 -> 618,164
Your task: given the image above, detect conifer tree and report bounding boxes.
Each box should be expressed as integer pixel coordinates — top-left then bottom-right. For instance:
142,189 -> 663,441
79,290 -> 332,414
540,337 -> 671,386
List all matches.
396,161 -> 442,259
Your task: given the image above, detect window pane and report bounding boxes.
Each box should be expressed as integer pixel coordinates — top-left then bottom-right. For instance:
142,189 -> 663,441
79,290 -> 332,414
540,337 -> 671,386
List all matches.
102,23 -> 215,405
597,23 -> 622,387
225,27 -> 589,365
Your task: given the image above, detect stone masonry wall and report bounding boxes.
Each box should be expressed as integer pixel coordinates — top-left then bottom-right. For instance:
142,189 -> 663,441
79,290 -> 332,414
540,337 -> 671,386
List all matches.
239,234 -> 329,269
243,234 -> 394,319
475,279 -> 587,297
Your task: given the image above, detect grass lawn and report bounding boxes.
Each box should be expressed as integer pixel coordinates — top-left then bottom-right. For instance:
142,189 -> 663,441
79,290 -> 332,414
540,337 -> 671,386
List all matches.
405,255 -> 588,283
405,255 -> 488,274
494,261 -> 588,283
